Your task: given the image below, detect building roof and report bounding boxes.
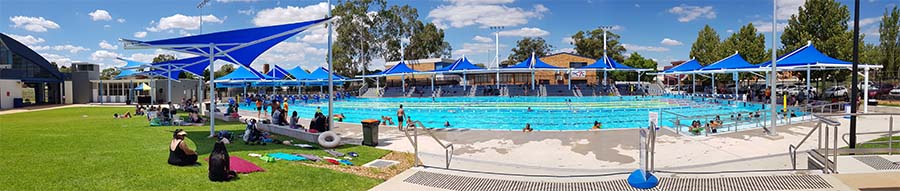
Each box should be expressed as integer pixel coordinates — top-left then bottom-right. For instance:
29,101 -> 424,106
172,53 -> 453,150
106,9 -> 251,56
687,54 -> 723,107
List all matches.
0,33 -> 64,81
541,52 -> 594,60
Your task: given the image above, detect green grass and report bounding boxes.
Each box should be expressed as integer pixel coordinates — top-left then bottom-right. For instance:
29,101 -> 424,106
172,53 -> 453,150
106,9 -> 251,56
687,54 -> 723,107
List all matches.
850,136 -> 900,149
0,107 -> 391,190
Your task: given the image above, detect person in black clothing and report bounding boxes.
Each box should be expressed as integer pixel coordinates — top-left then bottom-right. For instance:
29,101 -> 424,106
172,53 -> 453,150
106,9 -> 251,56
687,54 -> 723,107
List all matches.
208,141 -> 237,182
168,129 -> 198,166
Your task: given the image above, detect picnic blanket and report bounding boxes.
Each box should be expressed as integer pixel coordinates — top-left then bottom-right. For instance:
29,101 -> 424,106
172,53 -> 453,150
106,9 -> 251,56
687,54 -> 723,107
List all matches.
267,152 -> 307,161
204,156 -> 265,174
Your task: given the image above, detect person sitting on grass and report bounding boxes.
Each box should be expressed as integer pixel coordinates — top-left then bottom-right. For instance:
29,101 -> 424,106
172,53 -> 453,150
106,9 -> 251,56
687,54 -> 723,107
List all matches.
168,129 -> 198,166
290,111 -> 301,129
208,141 -> 237,182
189,111 -> 204,124
123,112 -> 132,118
522,123 -> 533,132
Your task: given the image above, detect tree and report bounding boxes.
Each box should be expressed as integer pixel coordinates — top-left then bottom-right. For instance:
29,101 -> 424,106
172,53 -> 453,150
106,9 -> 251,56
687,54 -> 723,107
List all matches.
612,52 -> 657,81
722,23 -> 768,64
880,6 -> 899,77
332,0 -> 383,77
689,25 -> 726,65
152,54 -> 176,63
570,27 -> 626,62
201,64 -> 236,82
404,21 -> 451,59
503,37 -> 553,65
100,68 -> 120,80
780,0 -> 852,60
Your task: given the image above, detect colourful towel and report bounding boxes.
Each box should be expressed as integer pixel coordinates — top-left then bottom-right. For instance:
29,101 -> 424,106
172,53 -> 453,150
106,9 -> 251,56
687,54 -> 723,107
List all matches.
268,152 -> 307,161
295,154 -> 321,162
203,156 -> 265,174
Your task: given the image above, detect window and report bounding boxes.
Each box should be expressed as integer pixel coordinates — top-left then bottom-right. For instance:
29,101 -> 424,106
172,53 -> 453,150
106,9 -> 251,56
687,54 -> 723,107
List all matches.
569,62 -> 587,68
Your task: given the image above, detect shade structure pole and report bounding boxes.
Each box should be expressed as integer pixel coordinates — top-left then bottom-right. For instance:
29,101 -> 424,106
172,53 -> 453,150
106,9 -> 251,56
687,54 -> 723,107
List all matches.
768,0 -> 779,135
603,70 -> 607,86
208,43 -> 216,137
807,65 -> 811,107
691,74 -> 695,94
711,73 -> 716,95
402,74 -> 406,92
864,67 -> 869,113
568,69 -> 572,90
734,72 -> 739,100
167,65 -> 172,103
463,72 -> 467,89
430,74 -> 434,94
129,79 -> 133,103
531,52 -> 536,90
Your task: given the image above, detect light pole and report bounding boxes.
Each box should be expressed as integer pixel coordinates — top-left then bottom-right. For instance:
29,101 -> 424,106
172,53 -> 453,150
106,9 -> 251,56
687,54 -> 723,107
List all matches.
197,0 -> 214,137
327,0 -> 335,133
197,0 -> 209,108
599,25 -> 612,86
768,0 -> 778,135
490,26 -> 504,89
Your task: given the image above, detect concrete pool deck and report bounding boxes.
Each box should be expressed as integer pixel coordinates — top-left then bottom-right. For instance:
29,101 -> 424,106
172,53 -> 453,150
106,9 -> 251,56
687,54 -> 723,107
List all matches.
240,106 -> 900,190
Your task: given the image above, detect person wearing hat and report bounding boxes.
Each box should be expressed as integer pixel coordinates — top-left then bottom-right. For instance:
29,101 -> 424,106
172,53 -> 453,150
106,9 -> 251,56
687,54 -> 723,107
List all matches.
168,129 -> 199,166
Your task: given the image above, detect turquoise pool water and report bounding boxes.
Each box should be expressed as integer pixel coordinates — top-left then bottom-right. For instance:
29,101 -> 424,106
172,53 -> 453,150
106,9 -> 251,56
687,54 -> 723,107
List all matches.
239,95 -> 780,131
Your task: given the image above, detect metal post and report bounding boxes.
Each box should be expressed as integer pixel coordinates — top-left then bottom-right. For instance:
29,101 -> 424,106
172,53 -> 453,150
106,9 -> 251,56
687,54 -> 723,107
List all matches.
208,43 -> 216,137
807,65 -> 811,107
849,0 -> 860,148
167,64 -> 172,103
769,0 -> 778,136
890,116 -> 894,155
692,74 -> 696,94
568,69 -> 572,90
711,73 -> 716,95
864,67 -> 869,113
327,0 -> 335,132
414,122 -> 419,167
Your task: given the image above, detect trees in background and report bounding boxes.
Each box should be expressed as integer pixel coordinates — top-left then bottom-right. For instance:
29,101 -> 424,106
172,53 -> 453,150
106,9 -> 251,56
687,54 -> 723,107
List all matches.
503,37 -> 553,66
570,27 -> 626,62
689,25 -> 726,65
880,6 -> 899,77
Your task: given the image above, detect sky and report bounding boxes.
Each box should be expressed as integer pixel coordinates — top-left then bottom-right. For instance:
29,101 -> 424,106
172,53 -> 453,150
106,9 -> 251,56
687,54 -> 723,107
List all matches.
0,0 -> 895,72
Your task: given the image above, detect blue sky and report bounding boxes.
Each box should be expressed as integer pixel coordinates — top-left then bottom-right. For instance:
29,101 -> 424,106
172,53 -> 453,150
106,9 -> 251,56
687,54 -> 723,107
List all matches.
0,0 -> 894,72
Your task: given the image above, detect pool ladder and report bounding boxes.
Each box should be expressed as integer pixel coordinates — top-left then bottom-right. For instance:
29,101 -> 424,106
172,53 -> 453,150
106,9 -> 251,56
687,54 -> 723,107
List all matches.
402,116 -> 454,169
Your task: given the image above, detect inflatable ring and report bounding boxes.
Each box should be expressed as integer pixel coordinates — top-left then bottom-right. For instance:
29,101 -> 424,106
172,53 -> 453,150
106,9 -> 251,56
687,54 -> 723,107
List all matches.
317,131 -> 342,149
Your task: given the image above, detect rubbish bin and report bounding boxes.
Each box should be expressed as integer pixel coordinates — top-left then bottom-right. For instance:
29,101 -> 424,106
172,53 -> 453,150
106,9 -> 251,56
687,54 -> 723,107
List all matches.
361,119 -> 380,146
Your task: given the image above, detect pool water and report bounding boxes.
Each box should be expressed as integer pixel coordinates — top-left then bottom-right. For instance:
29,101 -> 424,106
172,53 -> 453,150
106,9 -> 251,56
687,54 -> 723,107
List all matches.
239,95 -> 779,131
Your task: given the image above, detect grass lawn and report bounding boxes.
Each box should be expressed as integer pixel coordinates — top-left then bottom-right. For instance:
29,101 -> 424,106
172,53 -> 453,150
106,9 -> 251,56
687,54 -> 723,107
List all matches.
850,136 -> 900,149
0,107 -> 395,190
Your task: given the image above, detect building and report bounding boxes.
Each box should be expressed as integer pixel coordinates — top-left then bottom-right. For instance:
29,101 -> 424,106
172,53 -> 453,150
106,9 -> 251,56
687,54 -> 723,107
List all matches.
0,33 -> 66,109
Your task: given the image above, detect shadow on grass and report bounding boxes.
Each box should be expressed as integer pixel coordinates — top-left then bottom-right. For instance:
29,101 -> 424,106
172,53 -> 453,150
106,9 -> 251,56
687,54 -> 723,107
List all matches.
183,130 -> 376,156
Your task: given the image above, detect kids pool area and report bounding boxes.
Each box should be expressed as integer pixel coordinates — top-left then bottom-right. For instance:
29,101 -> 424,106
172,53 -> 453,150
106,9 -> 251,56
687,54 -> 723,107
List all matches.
238,95 -> 800,132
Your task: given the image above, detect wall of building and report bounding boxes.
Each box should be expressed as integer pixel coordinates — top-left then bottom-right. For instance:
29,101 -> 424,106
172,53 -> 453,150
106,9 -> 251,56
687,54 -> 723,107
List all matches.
63,81 -> 72,104
539,53 -> 601,85
0,79 -> 22,109
70,71 -> 97,104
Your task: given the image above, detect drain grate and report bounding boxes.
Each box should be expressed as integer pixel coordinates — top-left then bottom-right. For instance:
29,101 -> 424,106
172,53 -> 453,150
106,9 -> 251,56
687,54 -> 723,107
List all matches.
854,156 -> 900,170
403,171 -> 832,191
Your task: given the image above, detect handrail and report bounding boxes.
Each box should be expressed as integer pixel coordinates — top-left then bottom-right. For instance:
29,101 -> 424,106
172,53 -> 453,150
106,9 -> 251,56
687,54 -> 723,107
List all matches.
789,112 -> 900,174
401,116 -> 454,169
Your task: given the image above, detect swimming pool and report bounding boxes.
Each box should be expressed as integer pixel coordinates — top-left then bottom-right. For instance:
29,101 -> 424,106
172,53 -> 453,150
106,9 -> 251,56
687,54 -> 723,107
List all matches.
239,95 -> 781,131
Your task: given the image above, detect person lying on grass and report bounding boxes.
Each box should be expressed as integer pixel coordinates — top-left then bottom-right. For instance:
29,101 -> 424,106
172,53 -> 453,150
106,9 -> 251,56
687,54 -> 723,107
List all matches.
208,141 -> 237,182
168,129 -> 199,166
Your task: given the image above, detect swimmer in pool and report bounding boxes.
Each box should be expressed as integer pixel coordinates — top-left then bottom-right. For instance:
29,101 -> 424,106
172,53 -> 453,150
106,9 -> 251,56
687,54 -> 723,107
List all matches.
522,123 -> 533,132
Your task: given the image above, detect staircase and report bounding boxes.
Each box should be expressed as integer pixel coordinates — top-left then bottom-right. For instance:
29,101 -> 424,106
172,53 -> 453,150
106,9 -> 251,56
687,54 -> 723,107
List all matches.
611,85 -> 621,96
405,86 -> 416,97
358,83 -> 368,97
435,87 -> 443,97
468,85 -> 478,97
499,86 -> 508,96
574,88 -> 583,97
539,85 -> 547,97
647,82 -> 665,96
360,87 -> 381,98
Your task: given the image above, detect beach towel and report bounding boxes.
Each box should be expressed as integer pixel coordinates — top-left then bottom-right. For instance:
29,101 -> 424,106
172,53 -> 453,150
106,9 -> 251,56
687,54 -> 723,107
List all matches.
204,156 -> 265,174
295,154 -> 321,162
325,149 -> 344,157
267,153 -> 307,161
339,159 -> 353,166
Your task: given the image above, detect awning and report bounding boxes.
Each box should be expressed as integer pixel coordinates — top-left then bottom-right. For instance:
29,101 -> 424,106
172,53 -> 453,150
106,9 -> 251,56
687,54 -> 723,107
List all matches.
115,69 -> 139,79
504,53 -> 560,70
214,65 -> 275,82
659,59 -> 702,74
134,83 -> 152,90
286,66 -> 310,80
267,65 -> 292,79
695,53 -> 758,73
431,56 -> 484,73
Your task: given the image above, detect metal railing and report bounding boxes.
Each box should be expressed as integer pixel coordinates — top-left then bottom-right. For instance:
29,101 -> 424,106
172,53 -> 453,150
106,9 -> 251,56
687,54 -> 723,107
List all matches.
664,109 -> 771,136
402,116 -> 454,168
790,112 -> 900,174
358,83 -> 368,96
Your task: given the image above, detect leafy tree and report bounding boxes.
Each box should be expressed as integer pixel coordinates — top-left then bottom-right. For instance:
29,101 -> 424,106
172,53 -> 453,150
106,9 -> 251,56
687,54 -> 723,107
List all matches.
503,37 -> 553,66
689,25 -> 726,65
780,0 -> 853,84
405,21 -> 452,59
611,52 -> 656,81
100,68 -> 120,80
722,23 -> 768,64
880,6 -> 899,77
152,54 -> 176,63
201,64 -> 236,82
570,27 -> 626,62
332,0 -> 383,77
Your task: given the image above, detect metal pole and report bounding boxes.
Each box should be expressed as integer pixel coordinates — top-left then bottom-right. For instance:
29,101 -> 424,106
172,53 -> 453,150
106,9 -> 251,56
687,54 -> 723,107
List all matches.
208,43 -> 216,137
807,65 -> 811,107
167,65 -> 172,103
864,67 -> 869,113
692,74 -> 696,94
734,72 -> 738,100
849,0 -> 860,148
531,52 -> 535,90
712,73 -> 716,95
493,26 -> 502,89
769,0 -> 778,135
327,0 -> 335,132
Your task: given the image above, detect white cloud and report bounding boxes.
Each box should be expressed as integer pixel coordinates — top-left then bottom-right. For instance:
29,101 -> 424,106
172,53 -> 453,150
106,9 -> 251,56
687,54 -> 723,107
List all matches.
7,34 -> 45,45
297,26 -> 334,44
561,37 -> 574,44
498,27 -> 550,37
726,29 -> 735,33
90,50 -> 121,62
99,40 -> 118,50
753,20 -> 787,33
133,31 -> 147,38
622,44 -> 670,52
634,4 -> 641,8
9,16 -> 60,32
850,17 -> 881,27
146,14 -> 222,32
117,18 -> 126,23
667,4 -> 716,22
40,53 -> 76,66
88,10 -> 112,21
453,42 -> 505,56
238,9 -> 256,15
428,3 -> 548,28
252,3 -> 330,26
660,38 -> 682,46
776,0 -> 804,20
553,48 -> 575,54
33,45 -> 90,53
254,39 -> 329,69
473,35 -> 493,43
